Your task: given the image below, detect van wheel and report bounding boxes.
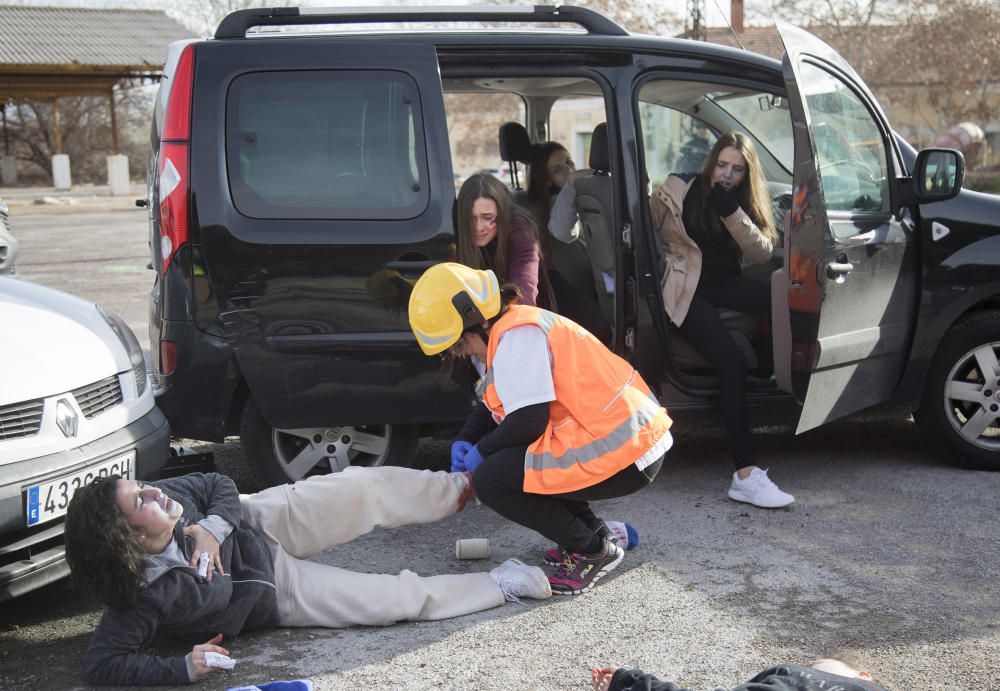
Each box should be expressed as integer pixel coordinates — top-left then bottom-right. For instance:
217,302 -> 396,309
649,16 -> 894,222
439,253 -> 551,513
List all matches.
240,398 -> 418,487
915,311 -> 1000,471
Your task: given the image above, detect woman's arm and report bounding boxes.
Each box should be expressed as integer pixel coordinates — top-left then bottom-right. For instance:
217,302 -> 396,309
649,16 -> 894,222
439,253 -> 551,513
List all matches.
548,183 -> 580,243
157,473 -> 242,528
721,208 -> 773,264
475,402 -> 549,457
84,603 -> 193,686
507,218 -> 541,306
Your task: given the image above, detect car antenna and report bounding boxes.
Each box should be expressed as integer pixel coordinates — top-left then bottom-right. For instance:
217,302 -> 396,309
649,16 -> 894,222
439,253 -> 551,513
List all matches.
710,0 -> 746,50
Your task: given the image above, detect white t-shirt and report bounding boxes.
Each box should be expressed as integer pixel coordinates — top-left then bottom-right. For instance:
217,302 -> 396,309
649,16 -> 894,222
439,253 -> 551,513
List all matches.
473,324 -> 556,417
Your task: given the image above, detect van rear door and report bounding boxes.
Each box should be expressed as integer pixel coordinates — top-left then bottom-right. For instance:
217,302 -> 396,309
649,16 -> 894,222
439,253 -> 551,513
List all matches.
192,38 -> 468,430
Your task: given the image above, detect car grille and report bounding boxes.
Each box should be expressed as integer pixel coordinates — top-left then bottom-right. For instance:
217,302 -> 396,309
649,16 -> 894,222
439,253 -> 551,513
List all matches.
72,375 -> 123,419
0,399 -> 43,440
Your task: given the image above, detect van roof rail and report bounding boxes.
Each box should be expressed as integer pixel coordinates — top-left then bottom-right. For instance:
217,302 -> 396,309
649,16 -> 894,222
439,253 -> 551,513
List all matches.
214,4 -> 629,39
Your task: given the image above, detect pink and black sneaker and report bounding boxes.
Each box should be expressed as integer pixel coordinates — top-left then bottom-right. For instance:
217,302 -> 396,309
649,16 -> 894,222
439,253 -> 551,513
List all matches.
548,538 -> 624,595
543,520 -> 638,566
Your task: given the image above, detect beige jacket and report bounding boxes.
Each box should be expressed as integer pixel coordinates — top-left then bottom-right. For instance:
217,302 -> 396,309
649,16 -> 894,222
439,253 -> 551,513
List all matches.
650,176 -> 773,326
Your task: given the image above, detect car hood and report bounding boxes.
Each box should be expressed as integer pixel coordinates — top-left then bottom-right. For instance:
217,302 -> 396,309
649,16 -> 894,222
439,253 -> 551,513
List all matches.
0,277 -> 127,406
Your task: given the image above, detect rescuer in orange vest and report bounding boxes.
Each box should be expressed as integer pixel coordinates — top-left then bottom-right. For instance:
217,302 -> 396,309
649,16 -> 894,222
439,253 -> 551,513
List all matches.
409,263 -> 673,596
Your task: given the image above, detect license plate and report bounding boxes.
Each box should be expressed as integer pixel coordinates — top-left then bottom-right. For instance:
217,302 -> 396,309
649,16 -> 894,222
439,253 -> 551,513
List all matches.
25,452 -> 135,527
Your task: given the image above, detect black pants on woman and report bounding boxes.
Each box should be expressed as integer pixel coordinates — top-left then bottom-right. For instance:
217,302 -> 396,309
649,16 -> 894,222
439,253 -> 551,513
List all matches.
472,447 -> 662,554
676,274 -> 770,471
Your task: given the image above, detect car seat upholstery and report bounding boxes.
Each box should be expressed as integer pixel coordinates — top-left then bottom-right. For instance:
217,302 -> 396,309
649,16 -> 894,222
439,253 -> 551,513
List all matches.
498,122 -> 532,206
573,122 -> 615,324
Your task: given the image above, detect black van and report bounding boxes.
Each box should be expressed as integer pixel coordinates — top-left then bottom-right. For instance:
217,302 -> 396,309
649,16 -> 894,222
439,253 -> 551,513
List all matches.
146,6 -> 1000,486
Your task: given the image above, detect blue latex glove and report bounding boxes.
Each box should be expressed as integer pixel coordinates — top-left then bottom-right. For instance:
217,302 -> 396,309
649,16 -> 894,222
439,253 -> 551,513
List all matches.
451,440 -> 475,472
463,445 -> 486,475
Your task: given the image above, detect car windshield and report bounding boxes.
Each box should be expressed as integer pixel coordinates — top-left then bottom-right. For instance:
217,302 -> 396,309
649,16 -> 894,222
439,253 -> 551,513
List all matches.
711,92 -> 795,174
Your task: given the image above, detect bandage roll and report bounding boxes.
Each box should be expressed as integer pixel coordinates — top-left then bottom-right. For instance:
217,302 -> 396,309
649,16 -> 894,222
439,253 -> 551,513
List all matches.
455,538 -> 491,560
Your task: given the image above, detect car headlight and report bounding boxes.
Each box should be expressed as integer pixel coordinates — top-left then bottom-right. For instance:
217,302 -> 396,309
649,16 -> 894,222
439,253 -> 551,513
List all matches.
97,306 -> 147,397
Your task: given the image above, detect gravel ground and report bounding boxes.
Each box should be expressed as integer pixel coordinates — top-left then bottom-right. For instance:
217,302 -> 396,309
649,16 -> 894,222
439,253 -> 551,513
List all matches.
2,203 -> 999,690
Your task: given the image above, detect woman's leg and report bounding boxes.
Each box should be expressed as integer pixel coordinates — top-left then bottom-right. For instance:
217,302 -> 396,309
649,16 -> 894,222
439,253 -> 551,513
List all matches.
677,294 -> 756,470
240,466 -> 470,559
472,448 -> 662,553
706,275 -> 771,314
271,546 -> 504,628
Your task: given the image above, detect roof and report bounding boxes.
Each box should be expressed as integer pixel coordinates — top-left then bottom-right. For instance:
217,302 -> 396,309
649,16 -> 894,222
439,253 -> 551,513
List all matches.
0,5 -> 192,71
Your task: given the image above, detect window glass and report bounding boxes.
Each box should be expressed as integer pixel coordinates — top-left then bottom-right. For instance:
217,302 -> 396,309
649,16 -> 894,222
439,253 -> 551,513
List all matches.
636,98 -> 717,189
443,92 -> 525,190
713,93 -> 794,172
227,70 -> 428,220
798,61 -> 890,213
549,95 -> 605,173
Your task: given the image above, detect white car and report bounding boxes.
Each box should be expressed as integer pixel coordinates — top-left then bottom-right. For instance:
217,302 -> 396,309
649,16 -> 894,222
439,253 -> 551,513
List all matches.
0,276 -> 169,601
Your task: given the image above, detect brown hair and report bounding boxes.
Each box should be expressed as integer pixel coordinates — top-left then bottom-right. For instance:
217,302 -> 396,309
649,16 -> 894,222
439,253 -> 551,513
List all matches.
65,475 -> 145,610
456,173 -> 555,309
526,141 -> 569,232
690,131 -> 777,247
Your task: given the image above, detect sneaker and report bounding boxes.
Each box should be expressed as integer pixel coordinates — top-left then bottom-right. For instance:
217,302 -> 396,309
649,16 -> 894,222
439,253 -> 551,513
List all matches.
543,518 -> 614,567
548,538 -> 624,596
728,467 -> 795,508
489,558 -> 552,602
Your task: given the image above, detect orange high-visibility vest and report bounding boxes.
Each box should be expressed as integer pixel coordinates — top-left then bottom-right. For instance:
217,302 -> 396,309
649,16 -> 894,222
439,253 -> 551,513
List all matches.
482,305 -> 673,495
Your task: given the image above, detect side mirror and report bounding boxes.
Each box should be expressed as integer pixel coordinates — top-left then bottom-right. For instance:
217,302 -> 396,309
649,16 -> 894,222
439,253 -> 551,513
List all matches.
913,148 -> 964,202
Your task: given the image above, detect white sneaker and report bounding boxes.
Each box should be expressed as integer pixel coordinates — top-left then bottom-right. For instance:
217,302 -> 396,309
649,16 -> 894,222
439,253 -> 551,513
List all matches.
728,468 -> 795,508
489,558 -> 552,602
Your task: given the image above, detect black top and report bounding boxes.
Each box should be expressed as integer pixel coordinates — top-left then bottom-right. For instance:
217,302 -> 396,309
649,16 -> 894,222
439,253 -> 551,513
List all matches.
608,664 -> 886,691
682,176 -> 742,288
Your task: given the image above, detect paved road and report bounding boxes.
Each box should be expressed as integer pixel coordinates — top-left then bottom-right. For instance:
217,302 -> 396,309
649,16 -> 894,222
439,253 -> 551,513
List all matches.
3,206 -> 999,690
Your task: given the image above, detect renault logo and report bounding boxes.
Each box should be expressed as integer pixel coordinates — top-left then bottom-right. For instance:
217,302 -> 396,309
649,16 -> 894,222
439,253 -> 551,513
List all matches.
55,399 -> 79,438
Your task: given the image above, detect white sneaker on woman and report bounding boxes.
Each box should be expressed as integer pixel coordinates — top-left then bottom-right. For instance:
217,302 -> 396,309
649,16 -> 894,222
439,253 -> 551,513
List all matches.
489,558 -> 552,602
728,468 -> 795,508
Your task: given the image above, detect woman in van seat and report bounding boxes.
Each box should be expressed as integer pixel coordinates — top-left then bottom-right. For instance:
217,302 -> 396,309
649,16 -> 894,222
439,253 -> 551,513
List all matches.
650,131 -> 794,509
408,263 -> 673,595
64,470 -> 551,685
525,141 -> 612,343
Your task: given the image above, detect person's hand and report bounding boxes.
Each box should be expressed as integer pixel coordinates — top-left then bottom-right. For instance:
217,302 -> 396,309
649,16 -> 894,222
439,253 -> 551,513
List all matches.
708,183 -> 740,217
591,666 -> 618,691
189,634 -> 228,679
451,440 -> 475,472
183,523 -> 224,581
463,445 -> 486,475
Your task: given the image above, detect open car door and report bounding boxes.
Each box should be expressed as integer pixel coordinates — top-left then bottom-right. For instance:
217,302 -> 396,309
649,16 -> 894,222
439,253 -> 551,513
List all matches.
773,22 -> 918,433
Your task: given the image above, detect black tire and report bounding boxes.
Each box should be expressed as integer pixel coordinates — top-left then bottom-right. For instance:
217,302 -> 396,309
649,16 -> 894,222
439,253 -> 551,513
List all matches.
915,310 -> 1000,471
239,397 -> 419,487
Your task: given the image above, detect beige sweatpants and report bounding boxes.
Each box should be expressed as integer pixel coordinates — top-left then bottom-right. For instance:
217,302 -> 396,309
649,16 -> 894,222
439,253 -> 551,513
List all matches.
239,466 -> 505,628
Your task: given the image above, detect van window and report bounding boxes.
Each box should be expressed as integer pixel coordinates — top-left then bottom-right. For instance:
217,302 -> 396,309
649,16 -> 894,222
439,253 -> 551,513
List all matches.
798,61 -> 890,214
226,70 -> 428,220
636,102 -> 717,189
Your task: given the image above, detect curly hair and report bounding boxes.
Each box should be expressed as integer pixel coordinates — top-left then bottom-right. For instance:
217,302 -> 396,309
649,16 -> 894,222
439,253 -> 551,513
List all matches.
65,475 -> 145,610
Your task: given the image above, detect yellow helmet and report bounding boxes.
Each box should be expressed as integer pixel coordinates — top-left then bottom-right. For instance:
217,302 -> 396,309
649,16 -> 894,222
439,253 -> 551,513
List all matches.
408,263 -> 501,355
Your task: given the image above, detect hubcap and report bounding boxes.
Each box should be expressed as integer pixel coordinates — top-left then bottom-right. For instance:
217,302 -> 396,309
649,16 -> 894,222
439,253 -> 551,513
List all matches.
271,425 -> 392,481
942,342 -> 1000,451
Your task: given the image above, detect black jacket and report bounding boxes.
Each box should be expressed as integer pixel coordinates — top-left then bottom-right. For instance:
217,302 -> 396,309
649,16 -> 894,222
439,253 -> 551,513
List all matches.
83,473 -> 279,686
609,664 -> 885,691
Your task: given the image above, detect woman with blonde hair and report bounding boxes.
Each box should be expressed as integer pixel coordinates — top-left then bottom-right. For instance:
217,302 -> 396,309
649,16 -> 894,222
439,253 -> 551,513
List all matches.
651,131 -> 793,508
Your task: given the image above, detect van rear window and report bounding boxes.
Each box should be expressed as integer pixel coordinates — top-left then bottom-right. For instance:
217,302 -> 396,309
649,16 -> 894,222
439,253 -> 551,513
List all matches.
226,70 -> 428,220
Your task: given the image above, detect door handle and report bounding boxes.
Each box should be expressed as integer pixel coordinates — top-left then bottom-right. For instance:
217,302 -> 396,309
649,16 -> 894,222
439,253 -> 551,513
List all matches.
383,259 -> 441,276
824,257 -> 854,282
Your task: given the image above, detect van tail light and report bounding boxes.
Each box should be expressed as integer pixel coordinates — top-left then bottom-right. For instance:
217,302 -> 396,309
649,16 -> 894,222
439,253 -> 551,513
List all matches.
158,44 -> 195,273
160,340 -> 178,376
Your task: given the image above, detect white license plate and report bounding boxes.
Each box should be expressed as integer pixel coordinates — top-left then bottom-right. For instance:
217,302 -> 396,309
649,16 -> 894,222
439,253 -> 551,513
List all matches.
25,452 -> 135,527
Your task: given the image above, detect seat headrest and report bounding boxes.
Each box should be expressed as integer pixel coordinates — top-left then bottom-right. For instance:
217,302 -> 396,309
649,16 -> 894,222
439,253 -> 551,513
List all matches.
498,122 -> 532,164
589,123 -> 610,172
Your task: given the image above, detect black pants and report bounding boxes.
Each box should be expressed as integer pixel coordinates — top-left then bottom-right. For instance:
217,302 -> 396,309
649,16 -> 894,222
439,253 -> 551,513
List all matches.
472,446 -> 663,553
677,275 -> 770,471
548,269 -> 612,344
